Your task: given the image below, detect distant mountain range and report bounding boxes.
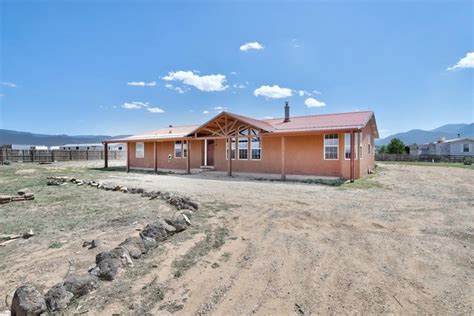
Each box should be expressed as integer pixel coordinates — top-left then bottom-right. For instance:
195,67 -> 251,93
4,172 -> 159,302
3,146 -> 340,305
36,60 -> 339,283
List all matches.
376,123 -> 474,146
1,123 -> 473,147
0,129 -> 130,146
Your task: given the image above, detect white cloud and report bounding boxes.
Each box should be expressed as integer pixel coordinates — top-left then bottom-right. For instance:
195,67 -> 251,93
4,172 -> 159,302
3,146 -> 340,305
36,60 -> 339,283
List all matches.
165,83 -> 186,94
240,41 -> 264,52
162,70 -> 228,92
213,106 -> 228,112
232,83 -> 246,89
298,90 -> 312,97
263,116 -> 274,119
254,85 -> 292,99
312,90 -> 322,95
127,81 -> 157,87
122,102 -> 145,109
230,71 -> 238,75
305,97 -> 326,108
447,52 -> 474,71
203,110 -> 210,114
1,82 -> 17,88
147,107 -> 165,113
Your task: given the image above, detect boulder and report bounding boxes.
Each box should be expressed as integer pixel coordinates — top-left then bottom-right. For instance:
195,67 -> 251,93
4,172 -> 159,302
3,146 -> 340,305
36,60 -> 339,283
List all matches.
119,187 -> 128,193
44,283 -> 73,312
10,285 -> 47,316
165,213 -> 191,232
91,257 -> 120,281
0,195 -> 12,204
17,188 -> 30,196
119,237 -> 146,259
140,220 -> 176,242
63,275 -> 98,297
140,235 -> 158,251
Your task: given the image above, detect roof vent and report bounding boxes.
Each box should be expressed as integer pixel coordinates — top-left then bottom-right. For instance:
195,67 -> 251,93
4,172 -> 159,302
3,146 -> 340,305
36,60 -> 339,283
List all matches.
283,101 -> 290,123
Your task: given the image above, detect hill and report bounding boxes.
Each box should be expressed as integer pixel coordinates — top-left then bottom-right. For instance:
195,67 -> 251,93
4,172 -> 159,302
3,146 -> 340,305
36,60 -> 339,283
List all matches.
376,123 -> 474,145
0,129 -> 130,146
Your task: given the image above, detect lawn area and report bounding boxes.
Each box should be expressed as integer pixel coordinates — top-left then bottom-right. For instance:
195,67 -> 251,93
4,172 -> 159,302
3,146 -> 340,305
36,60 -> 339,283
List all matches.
379,160 -> 474,170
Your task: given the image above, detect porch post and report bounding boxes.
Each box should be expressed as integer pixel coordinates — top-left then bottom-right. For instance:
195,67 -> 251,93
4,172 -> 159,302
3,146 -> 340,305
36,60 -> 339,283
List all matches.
103,142 -> 108,168
126,142 -> 130,173
350,131 -> 355,182
281,136 -> 286,180
154,142 -> 157,173
204,139 -> 208,166
187,140 -> 191,174
227,136 -> 232,176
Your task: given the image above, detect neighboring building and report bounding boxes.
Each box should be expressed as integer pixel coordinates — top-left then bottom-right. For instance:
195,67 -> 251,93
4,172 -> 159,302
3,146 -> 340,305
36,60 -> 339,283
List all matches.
105,105 -> 378,180
409,137 -> 474,156
61,143 -> 126,151
2,144 -> 48,150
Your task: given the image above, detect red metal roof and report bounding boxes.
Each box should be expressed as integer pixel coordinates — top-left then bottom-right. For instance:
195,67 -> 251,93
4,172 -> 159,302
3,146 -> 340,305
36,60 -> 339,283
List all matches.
263,111 -> 376,134
106,111 -> 377,143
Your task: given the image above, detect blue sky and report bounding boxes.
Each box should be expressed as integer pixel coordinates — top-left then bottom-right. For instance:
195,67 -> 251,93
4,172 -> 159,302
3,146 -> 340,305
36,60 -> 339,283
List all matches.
1,0 -> 473,138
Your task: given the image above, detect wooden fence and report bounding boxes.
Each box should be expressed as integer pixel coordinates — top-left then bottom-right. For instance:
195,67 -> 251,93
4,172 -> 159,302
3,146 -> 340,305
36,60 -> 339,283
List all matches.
376,154 -> 472,163
0,149 -> 126,163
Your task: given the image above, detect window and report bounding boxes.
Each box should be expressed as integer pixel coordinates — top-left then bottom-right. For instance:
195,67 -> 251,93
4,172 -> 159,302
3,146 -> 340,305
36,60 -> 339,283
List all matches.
174,141 -> 182,158
344,133 -> 357,160
226,138 -> 236,160
251,129 -> 261,160
136,142 -> 144,158
183,141 -> 188,158
324,134 -> 339,160
359,132 -> 363,159
463,144 -> 470,152
238,126 -> 248,160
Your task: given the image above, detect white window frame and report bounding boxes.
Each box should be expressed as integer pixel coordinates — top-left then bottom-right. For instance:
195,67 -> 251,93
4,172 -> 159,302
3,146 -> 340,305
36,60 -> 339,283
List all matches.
344,133 -> 357,160
368,134 -> 372,155
135,142 -> 145,159
324,133 -> 339,160
462,143 -> 470,153
183,141 -> 188,158
359,132 -> 363,159
238,126 -> 249,160
174,141 -> 182,158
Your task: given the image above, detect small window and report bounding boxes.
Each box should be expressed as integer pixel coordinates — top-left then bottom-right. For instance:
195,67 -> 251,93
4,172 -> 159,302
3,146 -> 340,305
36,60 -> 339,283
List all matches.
226,138 -> 236,160
174,141 -> 182,158
183,141 -> 188,158
136,142 -> 144,158
359,132 -> 363,159
324,134 -> 339,160
344,133 -> 357,160
251,137 -> 261,160
463,144 -> 470,152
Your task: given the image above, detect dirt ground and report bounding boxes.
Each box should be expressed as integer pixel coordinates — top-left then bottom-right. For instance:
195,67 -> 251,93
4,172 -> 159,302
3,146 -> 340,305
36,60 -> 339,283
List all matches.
0,161 -> 473,315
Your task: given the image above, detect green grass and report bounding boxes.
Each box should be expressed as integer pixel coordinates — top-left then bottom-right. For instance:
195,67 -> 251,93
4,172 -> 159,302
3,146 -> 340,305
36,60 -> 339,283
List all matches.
380,161 -> 474,170
48,241 -> 64,249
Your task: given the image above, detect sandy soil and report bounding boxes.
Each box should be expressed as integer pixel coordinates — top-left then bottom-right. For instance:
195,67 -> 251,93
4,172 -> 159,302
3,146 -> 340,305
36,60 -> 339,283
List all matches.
1,162 -> 473,315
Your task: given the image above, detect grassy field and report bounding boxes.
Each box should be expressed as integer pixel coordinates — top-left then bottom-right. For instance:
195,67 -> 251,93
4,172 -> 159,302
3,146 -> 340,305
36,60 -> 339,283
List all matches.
378,160 -> 474,170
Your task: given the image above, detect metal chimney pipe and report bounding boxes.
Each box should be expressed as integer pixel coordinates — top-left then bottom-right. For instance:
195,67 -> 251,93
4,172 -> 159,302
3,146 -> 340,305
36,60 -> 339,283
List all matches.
284,101 -> 290,123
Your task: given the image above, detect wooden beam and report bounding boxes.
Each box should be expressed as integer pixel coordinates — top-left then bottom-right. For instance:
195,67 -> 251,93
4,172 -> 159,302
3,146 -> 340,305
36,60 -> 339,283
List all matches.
350,130 -> 355,182
215,120 -> 226,136
154,142 -> 157,173
227,136 -> 232,176
103,142 -> 108,168
126,142 -> 130,173
281,136 -> 286,180
187,141 -> 191,174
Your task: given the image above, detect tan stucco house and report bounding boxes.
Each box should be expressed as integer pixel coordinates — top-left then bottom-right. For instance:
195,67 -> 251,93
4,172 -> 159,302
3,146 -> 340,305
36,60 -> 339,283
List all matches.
105,104 -> 378,181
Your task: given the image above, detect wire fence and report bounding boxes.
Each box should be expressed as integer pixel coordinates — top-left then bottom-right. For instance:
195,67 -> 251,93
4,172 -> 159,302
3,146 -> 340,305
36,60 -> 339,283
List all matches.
375,154 -> 472,163
0,149 -> 126,164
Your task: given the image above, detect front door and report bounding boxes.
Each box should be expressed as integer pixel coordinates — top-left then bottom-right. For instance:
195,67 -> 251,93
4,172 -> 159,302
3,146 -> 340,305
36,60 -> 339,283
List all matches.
207,140 -> 214,166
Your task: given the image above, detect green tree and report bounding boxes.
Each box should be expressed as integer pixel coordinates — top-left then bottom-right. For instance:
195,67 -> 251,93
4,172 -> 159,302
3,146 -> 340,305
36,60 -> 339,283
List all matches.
387,138 -> 405,154
378,145 -> 387,154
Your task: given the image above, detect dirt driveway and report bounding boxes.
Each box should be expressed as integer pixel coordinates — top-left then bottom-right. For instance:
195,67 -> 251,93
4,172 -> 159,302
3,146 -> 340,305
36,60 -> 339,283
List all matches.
1,162 -> 473,314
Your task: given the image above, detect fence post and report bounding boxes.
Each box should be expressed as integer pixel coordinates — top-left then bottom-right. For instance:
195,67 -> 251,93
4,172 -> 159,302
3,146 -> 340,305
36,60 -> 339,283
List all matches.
86,150 -> 89,160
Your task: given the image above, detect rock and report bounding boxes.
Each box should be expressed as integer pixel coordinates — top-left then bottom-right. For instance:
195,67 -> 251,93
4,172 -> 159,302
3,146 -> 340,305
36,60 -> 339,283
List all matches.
89,239 -> 101,249
22,229 -> 34,239
140,220 -> 176,242
178,209 -> 194,219
140,236 -> 158,251
23,193 -> 34,200
91,257 -> 120,281
17,188 -> 30,196
47,180 -> 61,186
10,285 -> 47,316
119,187 -> 128,193
44,283 -> 73,312
119,237 -> 146,259
63,275 -> 98,297
165,213 -> 191,232
82,241 -> 91,248
0,195 -> 12,204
